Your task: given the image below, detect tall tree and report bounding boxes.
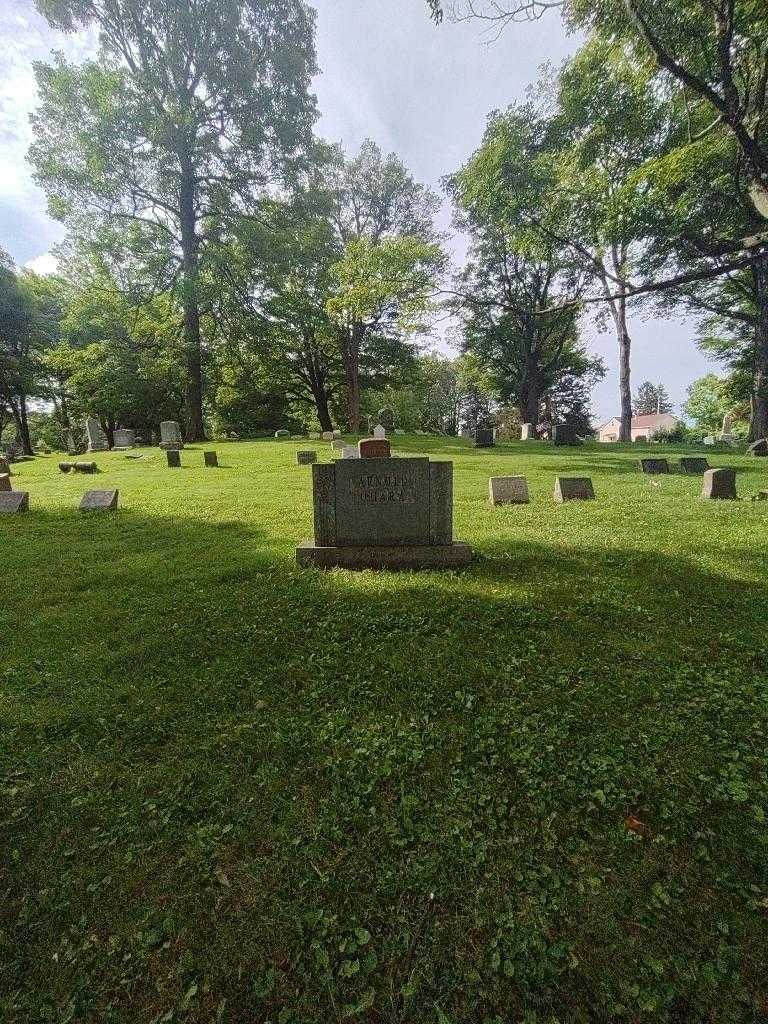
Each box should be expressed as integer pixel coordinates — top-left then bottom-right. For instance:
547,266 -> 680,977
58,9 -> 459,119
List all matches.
322,140 -> 441,431
30,0 -> 317,440
633,380 -> 673,416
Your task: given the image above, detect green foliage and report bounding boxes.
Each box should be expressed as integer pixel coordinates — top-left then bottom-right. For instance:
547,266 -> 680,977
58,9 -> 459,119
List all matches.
2,436 -> 768,1021
633,381 -> 674,416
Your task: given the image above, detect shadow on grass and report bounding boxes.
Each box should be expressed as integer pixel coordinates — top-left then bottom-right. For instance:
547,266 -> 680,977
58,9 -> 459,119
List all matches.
2,509 -> 768,1023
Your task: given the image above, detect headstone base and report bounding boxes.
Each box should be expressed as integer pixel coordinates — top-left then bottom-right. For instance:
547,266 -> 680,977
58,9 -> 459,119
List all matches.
296,540 -> 473,570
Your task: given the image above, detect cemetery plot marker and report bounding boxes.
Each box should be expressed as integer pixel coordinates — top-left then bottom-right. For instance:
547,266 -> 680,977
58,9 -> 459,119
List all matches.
0,474 -> 11,492
297,457 -> 472,569
553,425 -> 582,446
639,458 -> 670,474
520,423 -> 535,440
80,490 -> 119,511
359,438 -> 391,459
489,476 -> 529,505
296,451 -> 317,465
204,451 -> 219,468
474,427 -> 494,448
701,468 -> 737,500
85,416 -> 109,452
112,428 -> 135,449
0,491 -> 29,514
679,457 -> 710,474
160,421 -> 184,450
167,450 -> 181,468
554,477 -> 595,502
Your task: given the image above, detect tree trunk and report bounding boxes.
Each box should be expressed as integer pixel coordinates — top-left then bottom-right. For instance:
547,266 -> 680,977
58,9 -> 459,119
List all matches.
751,253 -> 768,440
342,322 -> 363,433
12,396 -> 33,455
304,342 -> 334,432
609,295 -> 633,442
179,156 -> 205,442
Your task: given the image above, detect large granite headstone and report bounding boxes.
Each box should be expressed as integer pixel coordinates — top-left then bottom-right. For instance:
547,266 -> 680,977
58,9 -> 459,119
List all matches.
489,476 -> 529,505
297,457 -> 472,569
85,416 -> 109,452
80,489 -> 119,511
475,428 -> 494,448
0,491 -> 28,514
113,428 -> 135,449
639,458 -> 670,474
160,421 -> 184,450
701,468 -> 737,500
552,424 -> 582,447
554,477 -> 595,502
679,457 -> 710,474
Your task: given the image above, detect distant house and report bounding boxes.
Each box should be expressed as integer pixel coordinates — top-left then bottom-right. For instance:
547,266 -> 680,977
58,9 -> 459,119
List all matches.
598,413 -> 679,443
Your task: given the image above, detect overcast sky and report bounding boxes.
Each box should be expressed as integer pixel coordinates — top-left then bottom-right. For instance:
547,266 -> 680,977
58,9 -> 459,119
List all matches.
1,0 -> 715,421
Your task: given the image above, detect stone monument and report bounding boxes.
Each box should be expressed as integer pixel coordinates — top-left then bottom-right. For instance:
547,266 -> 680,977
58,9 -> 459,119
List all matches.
552,424 -> 582,447
702,468 -> 737,499
554,477 -> 595,502
159,421 -> 184,450
474,427 -> 494,448
0,473 -> 11,492
80,489 -> 119,511
359,438 -> 390,459
679,457 -> 710,474
0,491 -> 29,514
296,450 -> 317,465
167,450 -> 181,468
112,428 -> 135,449
204,451 -> 219,467
373,424 -> 387,439
638,458 -> 670,474
341,446 -> 359,460
489,476 -> 529,505
297,455 -> 472,569
520,423 -> 535,441
85,416 -> 109,452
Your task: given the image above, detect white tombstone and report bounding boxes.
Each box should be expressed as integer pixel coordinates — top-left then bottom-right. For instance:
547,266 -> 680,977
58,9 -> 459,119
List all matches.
373,424 -> 387,439
113,428 -> 135,449
321,431 -> 334,441
341,446 -> 360,459
703,435 -> 716,446
520,423 -> 535,441
331,439 -> 346,451
85,416 -> 109,452
160,421 -> 184,450
332,430 -> 342,439
489,476 -> 530,505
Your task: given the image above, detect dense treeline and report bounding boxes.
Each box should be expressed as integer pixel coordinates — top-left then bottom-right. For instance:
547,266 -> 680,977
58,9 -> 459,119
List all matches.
1,0 -> 766,452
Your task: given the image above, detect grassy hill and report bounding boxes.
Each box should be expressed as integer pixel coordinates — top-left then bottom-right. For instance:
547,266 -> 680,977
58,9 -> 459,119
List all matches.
2,436 -> 767,1022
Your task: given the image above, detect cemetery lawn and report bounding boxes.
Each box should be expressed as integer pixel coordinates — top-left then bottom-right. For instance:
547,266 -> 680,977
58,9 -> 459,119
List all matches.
3,436 -> 768,1024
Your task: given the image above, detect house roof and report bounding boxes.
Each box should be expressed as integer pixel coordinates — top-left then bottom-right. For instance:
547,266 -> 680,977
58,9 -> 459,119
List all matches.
599,413 -> 677,432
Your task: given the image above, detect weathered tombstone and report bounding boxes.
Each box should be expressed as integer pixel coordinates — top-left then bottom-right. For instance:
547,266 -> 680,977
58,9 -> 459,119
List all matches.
159,421 -> 184,450
679,457 -> 710,474
638,458 -> 670,474
719,433 -> 736,446
0,457 -> 11,477
520,423 -> 535,441
703,435 -> 716,446
167,450 -> 181,468
701,468 -> 737,500
274,429 -> 290,439
308,432 -> 322,440
229,431 -> 240,440
489,476 -> 529,505
552,424 -> 582,447
554,477 -> 595,502
59,461 -> 75,473
297,457 -> 472,569
359,438 -> 391,459
85,416 -> 109,452
332,430 -> 342,439
204,451 -> 219,467
474,428 -> 494,448
460,428 -> 473,440
296,450 -> 317,465
321,431 -> 334,442
378,407 -> 395,432
747,438 -> 768,457
0,491 -> 28,514
112,428 -> 136,449
74,461 -> 98,474
0,473 -> 11,492
80,489 -> 119,511
373,424 -> 387,440
341,446 -> 359,459
331,439 -> 346,451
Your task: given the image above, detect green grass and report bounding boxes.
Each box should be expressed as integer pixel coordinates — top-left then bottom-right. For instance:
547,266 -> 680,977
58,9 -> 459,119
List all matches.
2,436 -> 767,1023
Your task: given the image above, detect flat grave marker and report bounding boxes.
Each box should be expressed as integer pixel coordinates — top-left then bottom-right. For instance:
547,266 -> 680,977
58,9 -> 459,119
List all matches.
489,476 -> 529,505
702,468 -> 737,500
639,458 -> 670,475
296,450 -> 317,465
0,491 -> 29,514
679,457 -> 710,474
554,477 -> 595,502
80,489 -> 119,511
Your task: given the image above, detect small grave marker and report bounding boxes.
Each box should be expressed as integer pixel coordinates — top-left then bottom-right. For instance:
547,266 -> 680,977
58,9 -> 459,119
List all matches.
341,446 -> 359,459
80,489 -> 119,511
321,431 -> 334,441
74,461 -> 97,474
331,439 -> 346,451
160,421 -> 184,450
639,458 -> 670,474
0,491 -> 28,514
296,450 -> 317,465
167,450 -> 181,468
554,477 -> 595,502
702,468 -> 737,500
204,451 -> 219,468
474,427 -> 494,448
679,457 -> 710,474
552,424 -> 582,446
373,424 -> 387,439
0,473 -> 11,492
520,423 -> 535,440
359,438 -> 391,459
489,476 -> 529,505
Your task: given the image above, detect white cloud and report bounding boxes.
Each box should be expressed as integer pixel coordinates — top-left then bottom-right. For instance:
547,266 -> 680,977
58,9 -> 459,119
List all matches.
24,250 -> 58,275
